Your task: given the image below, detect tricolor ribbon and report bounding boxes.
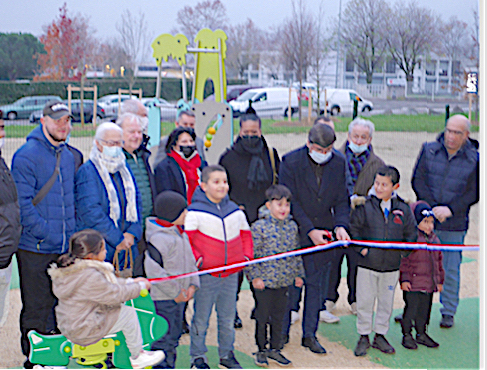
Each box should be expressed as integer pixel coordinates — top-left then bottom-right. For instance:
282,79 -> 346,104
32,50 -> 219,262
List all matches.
147,239 -> 478,284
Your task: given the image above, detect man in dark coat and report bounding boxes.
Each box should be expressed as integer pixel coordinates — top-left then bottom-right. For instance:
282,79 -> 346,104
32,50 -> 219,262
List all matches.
411,114 -> 479,329
0,115 -> 21,327
280,124 -> 351,354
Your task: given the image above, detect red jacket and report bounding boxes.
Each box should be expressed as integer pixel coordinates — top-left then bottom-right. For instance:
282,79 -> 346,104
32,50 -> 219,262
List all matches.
399,230 -> 445,293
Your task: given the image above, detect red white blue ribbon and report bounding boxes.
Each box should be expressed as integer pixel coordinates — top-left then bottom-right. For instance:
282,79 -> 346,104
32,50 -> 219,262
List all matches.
147,239 -> 478,283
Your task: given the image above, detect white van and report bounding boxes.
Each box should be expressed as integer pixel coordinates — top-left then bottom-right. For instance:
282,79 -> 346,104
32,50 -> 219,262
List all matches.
324,89 -> 373,116
229,87 -> 299,118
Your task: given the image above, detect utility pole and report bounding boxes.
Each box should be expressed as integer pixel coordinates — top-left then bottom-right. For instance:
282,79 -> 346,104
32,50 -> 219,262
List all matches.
335,0 -> 342,88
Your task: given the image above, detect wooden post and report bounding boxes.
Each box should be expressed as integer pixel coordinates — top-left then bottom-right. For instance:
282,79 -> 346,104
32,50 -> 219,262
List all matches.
93,85 -> 98,128
468,94 -> 472,122
288,87 -> 292,122
156,63 -> 162,99
324,89 -> 327,117
308,88 -> 312,125
80,76 -> 85,128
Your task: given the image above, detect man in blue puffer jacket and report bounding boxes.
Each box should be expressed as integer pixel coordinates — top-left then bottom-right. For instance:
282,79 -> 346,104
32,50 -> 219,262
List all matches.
412,114 -> 479,329
11,101 -> 76,368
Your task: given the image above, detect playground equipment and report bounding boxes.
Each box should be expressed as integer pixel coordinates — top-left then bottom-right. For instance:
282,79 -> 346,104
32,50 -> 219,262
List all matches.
151,29 -> 233,164
28,291 -> 168,369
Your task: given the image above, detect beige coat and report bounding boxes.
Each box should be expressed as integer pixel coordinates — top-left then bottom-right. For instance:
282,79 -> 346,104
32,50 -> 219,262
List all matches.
48,259 -> 141,346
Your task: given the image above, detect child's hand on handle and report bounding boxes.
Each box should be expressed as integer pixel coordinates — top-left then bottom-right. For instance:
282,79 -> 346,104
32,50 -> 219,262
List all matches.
437,284 -> 443,292
401,282 -> 411,291
252,278 -> 265,290
123,233 -> 135,248
295,277 -> 304,288
134,277 -> 151,290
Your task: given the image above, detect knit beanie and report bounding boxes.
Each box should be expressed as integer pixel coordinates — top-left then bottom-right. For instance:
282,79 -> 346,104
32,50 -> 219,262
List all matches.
413,202 -> 435,224
154,191 -> 187,222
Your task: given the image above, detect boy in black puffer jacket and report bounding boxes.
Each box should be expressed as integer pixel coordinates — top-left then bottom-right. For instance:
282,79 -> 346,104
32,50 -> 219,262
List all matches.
350,166 -> 417,357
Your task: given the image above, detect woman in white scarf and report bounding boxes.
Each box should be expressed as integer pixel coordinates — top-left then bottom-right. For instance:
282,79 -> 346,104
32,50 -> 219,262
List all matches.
75,122 -> 141,266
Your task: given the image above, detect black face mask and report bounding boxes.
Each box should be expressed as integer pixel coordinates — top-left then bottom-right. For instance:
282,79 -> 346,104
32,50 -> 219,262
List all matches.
180,145 -> 196,158
241,135 -> 262,148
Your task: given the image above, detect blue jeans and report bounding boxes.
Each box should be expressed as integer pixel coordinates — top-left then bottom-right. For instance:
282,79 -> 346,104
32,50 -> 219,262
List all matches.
190,273 -> 238,362
436,230 -> 465,317
302,251 -> 332,338
152,300 -> 185,369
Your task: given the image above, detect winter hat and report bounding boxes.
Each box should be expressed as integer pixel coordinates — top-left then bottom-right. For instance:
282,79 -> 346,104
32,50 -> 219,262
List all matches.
154,190 -> 187,222
412,201 -> 435,224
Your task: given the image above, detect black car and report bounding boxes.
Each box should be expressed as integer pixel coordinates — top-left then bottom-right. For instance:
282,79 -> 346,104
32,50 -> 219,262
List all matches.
29,99 -> 106,123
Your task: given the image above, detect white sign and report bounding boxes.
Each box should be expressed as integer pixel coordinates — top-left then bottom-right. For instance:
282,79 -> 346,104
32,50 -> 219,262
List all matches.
466,72 -> 478,94
387,78 -> 406,86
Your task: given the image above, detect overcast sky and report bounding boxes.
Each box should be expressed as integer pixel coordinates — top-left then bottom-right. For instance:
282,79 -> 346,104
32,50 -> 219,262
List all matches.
2,0 -> 479,41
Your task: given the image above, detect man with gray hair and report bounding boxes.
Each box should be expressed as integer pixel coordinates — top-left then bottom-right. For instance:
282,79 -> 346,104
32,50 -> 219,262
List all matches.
411,114 -> 479,329
154,110 -> 206,167
116,113 -> 157,276
280,124 -> 351,354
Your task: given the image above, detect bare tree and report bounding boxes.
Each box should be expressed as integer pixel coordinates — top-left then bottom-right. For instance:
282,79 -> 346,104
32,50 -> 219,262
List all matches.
173,0 -> 228,43
226,18 -> 264,79
280,0 -> 316,121
469,9 -> 480,68
340,0 -> 388,84
116,9 -> 151,94
259,29 -> 285,81
384,1 -> 440,94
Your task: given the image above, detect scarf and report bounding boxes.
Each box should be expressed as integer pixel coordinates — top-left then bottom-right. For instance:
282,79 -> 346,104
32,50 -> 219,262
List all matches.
233,136 -> 270,190
345,143 -> 371,185
167,149 -> 202,204
89,144 -> 138,226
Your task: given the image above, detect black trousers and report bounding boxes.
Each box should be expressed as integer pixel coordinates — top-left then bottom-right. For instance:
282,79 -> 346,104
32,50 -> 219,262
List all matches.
327,247 -> 358,305
17,249 -> 60,356
401,291 -> 433,335
254,287 -> 288,351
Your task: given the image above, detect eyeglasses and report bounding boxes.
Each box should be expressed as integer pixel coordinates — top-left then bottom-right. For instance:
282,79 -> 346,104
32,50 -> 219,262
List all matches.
445,128 -> 465,136
99,139 -> 124,147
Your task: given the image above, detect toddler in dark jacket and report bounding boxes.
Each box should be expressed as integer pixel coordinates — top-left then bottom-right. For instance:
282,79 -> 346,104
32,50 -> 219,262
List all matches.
399,201 -> 444,350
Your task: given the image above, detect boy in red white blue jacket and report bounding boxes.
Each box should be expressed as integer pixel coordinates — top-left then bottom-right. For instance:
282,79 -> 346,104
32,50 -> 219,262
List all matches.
185,165 -> 253,369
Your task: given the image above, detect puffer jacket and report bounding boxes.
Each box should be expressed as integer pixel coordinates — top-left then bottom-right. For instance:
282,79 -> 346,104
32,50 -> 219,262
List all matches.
400,229 -> 445,293
0,156 -> 21,268
246,213 -> 305,289
412,133 -> 479,232
185,187 -> 253,277
48,259 -> 141,346
350,195 -> 417,272
75,160 -> 142,265
11,125 -> 76,254
144,217 -> 199,301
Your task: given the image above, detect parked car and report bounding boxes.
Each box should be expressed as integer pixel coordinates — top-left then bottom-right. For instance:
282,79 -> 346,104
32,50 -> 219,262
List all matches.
229,87 -> 299,118
325,89 -> 374,116
0,95 -> 62,120
204,85 -> 262,103
29,99 -> 106,123
141,97 -> 177,122
97,94 -> 137,117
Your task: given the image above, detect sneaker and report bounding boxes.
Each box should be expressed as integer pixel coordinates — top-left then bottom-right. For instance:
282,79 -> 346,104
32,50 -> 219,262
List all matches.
440,314 -> 454,328
254,351 -> 268,367
301,336 -> 326,354
325,300 -> 336,313
372,334 -> 395,354
350,302 -> 357,315
354,335 -> 370,356
401,334 -> 418,350
191,358 -> 210,369
319,310 -> 340,323
266,349 -> 291,366
394,313 -> 403,323
130,350 -> 165,369
416,333 -> 439,348
219,352 -> 242,369
290,310 -> 300,325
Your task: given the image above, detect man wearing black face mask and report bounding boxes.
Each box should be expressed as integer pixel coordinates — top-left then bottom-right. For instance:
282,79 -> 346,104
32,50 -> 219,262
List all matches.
154,127 -> 206,204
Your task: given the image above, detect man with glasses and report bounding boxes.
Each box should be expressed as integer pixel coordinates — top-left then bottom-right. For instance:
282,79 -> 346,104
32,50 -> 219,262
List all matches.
411,114 -> 479,329
11,101 -> 77,368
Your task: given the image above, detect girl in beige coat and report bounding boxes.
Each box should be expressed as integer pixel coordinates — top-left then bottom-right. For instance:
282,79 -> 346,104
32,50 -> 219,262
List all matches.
48,229 -> 164,369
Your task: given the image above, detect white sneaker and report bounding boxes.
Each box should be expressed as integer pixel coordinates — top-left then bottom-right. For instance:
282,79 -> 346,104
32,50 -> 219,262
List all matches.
350,302 -> 357,315
325,300 -> 336,313
130,349 -> 165,369
319,310 -> 340,323
290,310 -> 300,325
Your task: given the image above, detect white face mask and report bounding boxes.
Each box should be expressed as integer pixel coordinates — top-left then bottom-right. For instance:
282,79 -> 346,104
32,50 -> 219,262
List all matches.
349,141 -> 368,154
309,150 -> 332,164
0,137 -> 4,150
103,145 -> 122,158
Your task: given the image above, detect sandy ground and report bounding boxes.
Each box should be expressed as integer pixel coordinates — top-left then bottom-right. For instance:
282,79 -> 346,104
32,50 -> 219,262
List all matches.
0,131 -> 480,369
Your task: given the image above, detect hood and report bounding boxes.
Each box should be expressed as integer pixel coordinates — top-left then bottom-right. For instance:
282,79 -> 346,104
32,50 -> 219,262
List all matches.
190,186 -> 231,207
27,124 -> 66,153
145,217 -> 180,242
257,205 -> 292,223
48,259 -> 116,299
367,186 -> 397,199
